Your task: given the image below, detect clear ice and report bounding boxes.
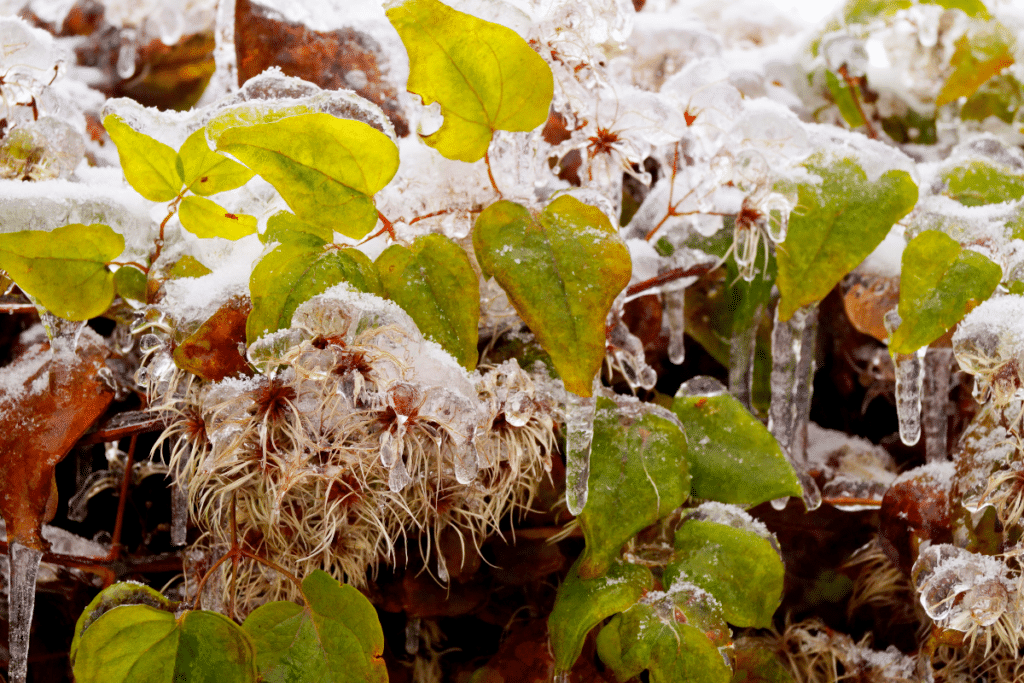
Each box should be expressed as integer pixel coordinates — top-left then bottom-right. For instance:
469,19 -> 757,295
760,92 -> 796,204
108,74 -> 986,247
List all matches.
893,348 -> 926,447
664,287 -> 686,365
768,305 -> 816,460
565,380 -> 599,516
923,347 -> 953,462
8,541 -> 43,683
728,304 -> 763,411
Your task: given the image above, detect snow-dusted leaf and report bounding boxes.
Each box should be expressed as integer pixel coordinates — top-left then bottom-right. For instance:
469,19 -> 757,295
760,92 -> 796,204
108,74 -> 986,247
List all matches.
943,159 -> 1024,206
178,196 -> 258,240
376,234 -> 479,370
548,557 -> 653,674
243,570 -> 387,683
104,114 -> 182,202
473,196 -> 631,396
889,230 -> 1000,354
386,0 -> 553,162
0,223 -> 123,320
177,128 -> 255,196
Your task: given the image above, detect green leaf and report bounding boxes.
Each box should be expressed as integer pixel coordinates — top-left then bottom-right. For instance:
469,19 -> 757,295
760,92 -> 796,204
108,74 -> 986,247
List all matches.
824,70 -> 865,128
179,196 -> 258,240
548,556 -> 653,673
0,223 -> 123,320
386,0 -> 553,162
71,582 -> 175,667
247,240 -> 383,344
927,0 -> 990,18
169,255 -> 213,279
73,606 -> 257,683
376,234 -> 479,370
936,24 -> 1014,108
243,570 -> 386,683
731,643 -> 797,683
103,114 -> 182,202
595,600 -> 732,683
842,0 -> 910,24
665,513 -> 785,628
672,378 -> 802,506
473,196 -> 631,396
577,396 -> 690,578
776,156 -> 917,321
943,159 -> 1024,206
114,265 -> 147,302
262,211 -> 334,245
889,230 -> 1000,354
961,73 -> 1024,124
178,128 -> 255,196
212,112 -> 399,240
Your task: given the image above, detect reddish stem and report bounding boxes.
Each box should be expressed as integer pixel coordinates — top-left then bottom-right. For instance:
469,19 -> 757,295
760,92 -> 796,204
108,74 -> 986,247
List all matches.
625,262 -> 717,298
838,65 -> 877,140
484,150 -> 502,196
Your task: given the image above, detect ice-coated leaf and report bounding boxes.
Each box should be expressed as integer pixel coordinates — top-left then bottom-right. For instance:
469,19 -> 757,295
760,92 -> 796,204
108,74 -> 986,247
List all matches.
242,569 -> 387,683
843,0 -> 910,24
386,0 -> 553,162
72,606 -> 257,683
825,70 -> 865,128
672,381 -> 802,505
732,642 -> 797,683
114,265 -> 147,303
961,73 -> 1024,124
103,113 -> 182,202
548,556 -> 653,674
943,159 -> 1024,206
0,223 -> 124,320
178,196 -> 258,241
213,113 -> 399,240
665,516 -> 784,628
889,231 -> 1000,354
577,397 -> 690,578
177,128 -> 255,196
376,234 -> 479,370
168,255 -> 213,279
936,24 -> 1013,108
71,582 -> 174,667
473,196 -> 631,396
174,296 -> 253,381
776,156 -> 917,321
595,601 -> 731,683
247,239 -> 383,344
261,211 -> 334,245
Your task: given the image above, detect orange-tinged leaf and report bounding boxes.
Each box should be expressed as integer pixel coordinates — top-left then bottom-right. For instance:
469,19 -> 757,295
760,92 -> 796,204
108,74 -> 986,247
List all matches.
173,296 -> 253,381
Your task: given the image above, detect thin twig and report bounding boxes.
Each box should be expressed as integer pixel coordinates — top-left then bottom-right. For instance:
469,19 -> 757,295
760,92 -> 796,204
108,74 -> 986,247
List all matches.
625,261 -> 717,298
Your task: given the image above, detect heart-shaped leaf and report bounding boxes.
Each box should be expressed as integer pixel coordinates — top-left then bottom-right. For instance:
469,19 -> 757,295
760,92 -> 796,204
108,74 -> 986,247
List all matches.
177,128 -> 255,196
548,557 -> 653,674
473,196 -> 631,396
178,196 -> 258,240
387,0 -> 553,162
243,569 -> 387,683
213,112 -> 399,240
104,114 -> 182,202
0,223 -> 124,320
578,396 -> 690,578
71,582 -> 175,667
377,234 -> 479,369
776,156 -> 917,321
889,230 -> 1000,354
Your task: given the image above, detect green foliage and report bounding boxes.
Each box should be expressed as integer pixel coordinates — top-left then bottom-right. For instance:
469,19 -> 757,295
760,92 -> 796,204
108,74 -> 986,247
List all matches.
825,70 -> 865,129
473,196 -> 631,396
177,128 -> 255,196
179,196 -> 258,240
376,234 -> 480,370
936,22 -> 1014,108
386,0 -> 553,162
0,223 -> 124,320
262,211 -> 334,245
113,265 -> 147,303
889,230 -> 1001,354
671,384 -> 802,506
842,0 -> 910,25
169,255 -> 213,278
104,113 -> 182,202
943,159 -> 1024,206
548,557 -> 653,674
242,570 -> 387,683
577,397 -> 690,578
212,113 -> 400,240
776,156 -> 918,320
960,73 -> 1024,124
665,517 -> 785,628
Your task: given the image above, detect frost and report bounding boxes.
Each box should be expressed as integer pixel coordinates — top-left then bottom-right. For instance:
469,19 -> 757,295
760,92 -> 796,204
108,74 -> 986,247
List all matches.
952,295 -> 1024,407
686,501 -> 773,542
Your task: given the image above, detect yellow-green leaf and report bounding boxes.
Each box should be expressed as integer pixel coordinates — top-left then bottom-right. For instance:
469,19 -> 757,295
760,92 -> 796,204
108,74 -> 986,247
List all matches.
943,159 -> 1024,206
473,196 -> 631,396
261,210 -> 334,245
377,234 -> 479,369
889,230 -> 1001,354
113,265 -> 147,303
103,114 -> 182,202
936,24 -> 1014,108
825,69 -> 865,128
177,128 -> 255,196
0,224 -> 123,320
168,255 -> 213,279
179,196 -> 258,240
387,0 -> 553,162
213,112 -> 399,240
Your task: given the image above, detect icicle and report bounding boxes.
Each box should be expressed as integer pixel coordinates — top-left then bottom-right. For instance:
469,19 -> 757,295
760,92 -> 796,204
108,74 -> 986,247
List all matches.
8,542 -> 43,683
388,456 -> 412,493
565,377 -> 599,516
728,304 -> 763,411
770,496 -> 788,511
436,551 -> 449,583
923,347 -> 953,462
116,29 -> 138,79
207,0 -> 238,99
893,349 -> 926,447
664,287 -> 686,365
171,482 -> 188,546
452,439 -> 479,484
379,430 -> 397,468
768,305 -> 813,458
405,617 -> 422,655
792,307 -> 818,462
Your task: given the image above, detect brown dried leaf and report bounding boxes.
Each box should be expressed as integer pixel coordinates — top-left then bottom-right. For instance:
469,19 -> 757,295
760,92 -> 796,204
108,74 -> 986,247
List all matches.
173,296 -> 253,382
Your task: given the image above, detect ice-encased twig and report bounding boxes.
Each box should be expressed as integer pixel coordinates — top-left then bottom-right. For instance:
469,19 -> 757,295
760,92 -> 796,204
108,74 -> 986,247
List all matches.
8,542 -> 43,683
923,346 -> 953,462
565,378 -> 599,516
728,304 -> 763,412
